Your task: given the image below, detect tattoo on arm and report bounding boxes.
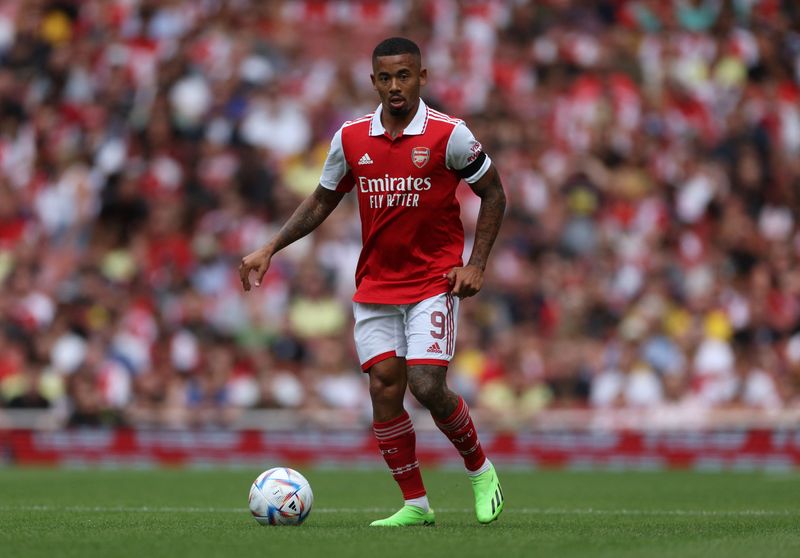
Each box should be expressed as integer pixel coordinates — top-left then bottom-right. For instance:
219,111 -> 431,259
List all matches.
467,165 -> 506,271
271,185 -> 345,253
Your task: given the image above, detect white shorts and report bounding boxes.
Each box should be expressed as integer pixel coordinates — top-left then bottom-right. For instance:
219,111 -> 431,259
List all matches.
353,292 -> 459,371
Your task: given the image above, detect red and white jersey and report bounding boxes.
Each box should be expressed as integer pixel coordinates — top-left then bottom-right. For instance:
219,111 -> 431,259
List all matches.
320,99 -> 491,304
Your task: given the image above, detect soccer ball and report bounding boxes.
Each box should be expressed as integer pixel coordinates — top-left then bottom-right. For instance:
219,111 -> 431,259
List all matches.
248,467 -> 313,526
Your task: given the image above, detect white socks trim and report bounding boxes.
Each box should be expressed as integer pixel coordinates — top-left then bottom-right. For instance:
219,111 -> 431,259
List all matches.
467,458 -> 492,477
404,495 -> 430,512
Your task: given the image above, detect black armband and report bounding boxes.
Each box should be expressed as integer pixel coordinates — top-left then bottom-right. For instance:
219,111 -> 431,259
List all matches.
456,151 -> 487,180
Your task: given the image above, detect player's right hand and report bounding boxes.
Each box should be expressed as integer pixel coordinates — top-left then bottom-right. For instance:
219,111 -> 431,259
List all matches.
239,247 -> 273,291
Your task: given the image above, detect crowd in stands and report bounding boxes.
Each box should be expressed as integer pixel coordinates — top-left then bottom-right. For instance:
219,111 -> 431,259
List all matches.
1,0 -> 800,429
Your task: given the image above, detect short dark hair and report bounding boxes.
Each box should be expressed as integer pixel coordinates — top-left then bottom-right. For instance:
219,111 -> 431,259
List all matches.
372,37 -> 421,62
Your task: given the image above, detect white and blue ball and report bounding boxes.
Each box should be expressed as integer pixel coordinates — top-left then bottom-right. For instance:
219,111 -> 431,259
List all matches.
248,467 -> 313,526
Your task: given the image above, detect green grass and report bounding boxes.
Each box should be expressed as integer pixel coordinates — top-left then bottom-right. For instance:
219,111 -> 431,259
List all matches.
1,468 -> 799,558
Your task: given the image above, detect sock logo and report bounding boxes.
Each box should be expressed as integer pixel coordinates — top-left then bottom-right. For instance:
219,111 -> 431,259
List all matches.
380,447 -> 399,455
452,429 -> 473,444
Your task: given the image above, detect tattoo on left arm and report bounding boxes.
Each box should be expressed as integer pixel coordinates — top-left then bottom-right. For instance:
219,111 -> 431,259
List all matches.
467,164 -> 506,271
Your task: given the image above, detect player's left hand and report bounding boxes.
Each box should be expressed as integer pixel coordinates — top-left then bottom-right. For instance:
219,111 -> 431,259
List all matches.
445,265 -> 484,298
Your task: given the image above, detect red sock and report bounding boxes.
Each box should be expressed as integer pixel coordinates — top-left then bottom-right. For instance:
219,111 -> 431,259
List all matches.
434,397 -> 487,472
373,411 -> 426,499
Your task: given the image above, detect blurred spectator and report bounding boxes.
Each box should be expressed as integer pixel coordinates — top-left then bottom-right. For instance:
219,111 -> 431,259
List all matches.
1,0 -> 799,429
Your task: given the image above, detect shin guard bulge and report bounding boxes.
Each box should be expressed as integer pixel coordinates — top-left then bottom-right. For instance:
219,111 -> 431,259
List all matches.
434,396 -> 487,472
373,411 -> 426,499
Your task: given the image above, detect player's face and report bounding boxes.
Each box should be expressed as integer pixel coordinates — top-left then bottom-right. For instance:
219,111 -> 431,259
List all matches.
371,53 -> 427,118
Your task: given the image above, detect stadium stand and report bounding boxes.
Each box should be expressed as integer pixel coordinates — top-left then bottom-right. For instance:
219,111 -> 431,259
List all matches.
0,0 -> 799,433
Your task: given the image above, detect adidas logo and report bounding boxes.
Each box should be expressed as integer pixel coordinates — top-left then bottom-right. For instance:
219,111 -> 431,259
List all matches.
358,153 -> 373,165
426,342 -> 442,354
491,484 -> 504,515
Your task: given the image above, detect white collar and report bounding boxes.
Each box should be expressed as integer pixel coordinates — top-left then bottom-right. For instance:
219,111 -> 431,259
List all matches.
369,99 -> 428,136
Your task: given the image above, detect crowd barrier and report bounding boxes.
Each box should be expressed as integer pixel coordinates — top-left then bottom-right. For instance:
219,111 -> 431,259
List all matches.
2,409 -> 799,470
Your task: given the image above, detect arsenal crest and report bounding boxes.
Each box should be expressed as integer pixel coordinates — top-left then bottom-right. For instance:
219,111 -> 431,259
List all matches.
411,147 -> 430,168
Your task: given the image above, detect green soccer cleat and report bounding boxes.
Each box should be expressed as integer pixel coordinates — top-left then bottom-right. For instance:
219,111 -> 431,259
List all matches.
471,463 -> 504,524
369,505 -> 436,527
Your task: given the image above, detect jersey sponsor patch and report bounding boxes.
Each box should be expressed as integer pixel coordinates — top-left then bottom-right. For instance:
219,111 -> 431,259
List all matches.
467,141 -> 482,163
411,147 -> 430,168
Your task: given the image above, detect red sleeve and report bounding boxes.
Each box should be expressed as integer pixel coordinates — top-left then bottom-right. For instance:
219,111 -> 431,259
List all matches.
336,171 -> 355,193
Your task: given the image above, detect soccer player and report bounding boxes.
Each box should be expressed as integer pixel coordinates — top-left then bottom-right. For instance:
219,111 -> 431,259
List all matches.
239,37 -> 506,526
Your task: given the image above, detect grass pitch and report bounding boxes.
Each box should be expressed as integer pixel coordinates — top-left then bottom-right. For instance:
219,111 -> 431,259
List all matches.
1,467 -> 799,558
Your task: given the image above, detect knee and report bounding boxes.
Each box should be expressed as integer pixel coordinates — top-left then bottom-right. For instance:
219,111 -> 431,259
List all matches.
369,367 -> 404,404
407,366 -> 457,417
407,372 -> 441,408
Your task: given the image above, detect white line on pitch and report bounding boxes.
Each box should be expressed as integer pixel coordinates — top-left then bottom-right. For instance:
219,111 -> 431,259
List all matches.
1,505 -> 797,517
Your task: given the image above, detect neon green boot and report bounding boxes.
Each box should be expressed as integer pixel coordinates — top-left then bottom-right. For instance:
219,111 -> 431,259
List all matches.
369,505 -> 436,527
471,463 -> 504,523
